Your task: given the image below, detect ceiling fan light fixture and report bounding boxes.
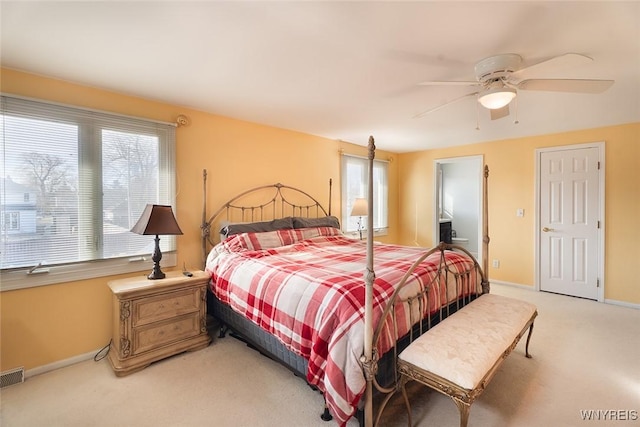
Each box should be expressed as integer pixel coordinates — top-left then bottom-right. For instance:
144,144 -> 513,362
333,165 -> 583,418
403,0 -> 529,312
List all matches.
478,86 -> 517,110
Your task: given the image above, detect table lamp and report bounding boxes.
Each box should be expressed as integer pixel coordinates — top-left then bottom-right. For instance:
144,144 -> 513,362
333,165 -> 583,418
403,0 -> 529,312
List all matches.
130,204 -> 183,280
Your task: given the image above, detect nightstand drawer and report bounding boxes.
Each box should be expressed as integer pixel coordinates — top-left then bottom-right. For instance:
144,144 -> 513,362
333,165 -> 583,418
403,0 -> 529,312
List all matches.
133,288 -> 200,327
133,313 -> 201,354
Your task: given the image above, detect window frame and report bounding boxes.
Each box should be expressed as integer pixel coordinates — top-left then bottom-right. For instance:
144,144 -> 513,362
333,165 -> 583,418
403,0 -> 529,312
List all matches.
341,153 -> 389,238
1,95 -> 178,291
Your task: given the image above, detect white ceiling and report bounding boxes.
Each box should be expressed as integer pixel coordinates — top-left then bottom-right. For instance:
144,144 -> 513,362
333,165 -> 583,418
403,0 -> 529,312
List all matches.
1,1 -> 639,153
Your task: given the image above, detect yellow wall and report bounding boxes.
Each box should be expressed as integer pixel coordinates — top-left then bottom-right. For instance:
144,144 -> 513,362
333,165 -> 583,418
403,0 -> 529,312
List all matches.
0,69 -> 397,371
397,123 -> 640,305
1,68 -> 637,374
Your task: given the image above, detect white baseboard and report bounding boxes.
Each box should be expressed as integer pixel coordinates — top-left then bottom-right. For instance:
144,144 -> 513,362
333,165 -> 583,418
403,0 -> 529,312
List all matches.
604,298 -> 640,310
492,280 -> 640,310
489,279 -> 535,290
25,348 -> 102,379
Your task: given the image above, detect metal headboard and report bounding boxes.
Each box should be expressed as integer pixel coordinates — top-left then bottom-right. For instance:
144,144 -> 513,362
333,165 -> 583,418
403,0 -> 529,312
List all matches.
200,169 -> 332,265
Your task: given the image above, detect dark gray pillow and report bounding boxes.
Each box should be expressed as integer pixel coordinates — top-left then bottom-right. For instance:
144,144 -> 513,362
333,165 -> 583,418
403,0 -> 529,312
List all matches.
292,216 -> 340,229
221,217 -> 294,238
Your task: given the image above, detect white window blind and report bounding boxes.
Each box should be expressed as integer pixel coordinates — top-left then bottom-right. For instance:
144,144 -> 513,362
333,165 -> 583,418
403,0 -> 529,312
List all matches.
341,154 -> 388,234
1,95 -> 177,290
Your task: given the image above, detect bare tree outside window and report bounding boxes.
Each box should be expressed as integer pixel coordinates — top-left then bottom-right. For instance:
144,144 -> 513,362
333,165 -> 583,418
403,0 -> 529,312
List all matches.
21,152 -> 76,217
102,130 -> 160,257
103,131 -> 159,230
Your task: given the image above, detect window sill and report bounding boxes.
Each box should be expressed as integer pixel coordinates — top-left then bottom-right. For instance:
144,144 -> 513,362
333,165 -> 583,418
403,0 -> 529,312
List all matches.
0,253 -> 177,291
344,228 -> 388,239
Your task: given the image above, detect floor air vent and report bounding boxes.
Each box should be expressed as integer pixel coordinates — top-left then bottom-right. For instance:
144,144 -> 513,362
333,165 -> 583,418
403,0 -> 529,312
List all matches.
1,367 -> 25,388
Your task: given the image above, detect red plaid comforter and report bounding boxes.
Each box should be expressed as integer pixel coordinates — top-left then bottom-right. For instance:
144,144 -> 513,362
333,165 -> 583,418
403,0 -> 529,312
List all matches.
205,227 -> 478,425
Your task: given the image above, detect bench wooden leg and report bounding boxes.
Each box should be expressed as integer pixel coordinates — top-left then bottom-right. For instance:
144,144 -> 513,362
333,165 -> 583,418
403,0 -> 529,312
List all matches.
453,398 -> 471,427
524,322 -> 535,358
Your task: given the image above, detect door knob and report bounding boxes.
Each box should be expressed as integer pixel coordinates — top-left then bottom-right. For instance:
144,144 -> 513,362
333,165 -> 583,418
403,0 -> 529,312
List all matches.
542,227 -> 554,232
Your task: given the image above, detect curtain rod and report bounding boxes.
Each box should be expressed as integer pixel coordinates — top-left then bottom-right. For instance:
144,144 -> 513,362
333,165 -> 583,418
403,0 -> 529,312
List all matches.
339,149 -> 392,163
1,93 -> 180,127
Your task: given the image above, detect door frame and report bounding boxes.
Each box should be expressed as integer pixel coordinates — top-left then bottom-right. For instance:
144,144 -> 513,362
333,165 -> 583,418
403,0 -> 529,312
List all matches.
433,155 -> 484,264
534,142 -> 605,302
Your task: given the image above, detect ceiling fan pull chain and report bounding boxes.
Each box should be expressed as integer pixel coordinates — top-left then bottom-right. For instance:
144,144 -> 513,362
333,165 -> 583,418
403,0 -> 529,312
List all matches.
514,96 -> 520,125
475,94 -> 480,130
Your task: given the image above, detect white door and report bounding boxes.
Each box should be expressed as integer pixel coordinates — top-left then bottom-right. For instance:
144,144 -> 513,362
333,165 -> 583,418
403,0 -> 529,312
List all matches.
539,147 -> 601,300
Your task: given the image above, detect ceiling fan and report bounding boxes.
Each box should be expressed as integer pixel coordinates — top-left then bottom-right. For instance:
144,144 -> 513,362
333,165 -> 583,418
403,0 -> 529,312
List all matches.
413,53 -> 614,120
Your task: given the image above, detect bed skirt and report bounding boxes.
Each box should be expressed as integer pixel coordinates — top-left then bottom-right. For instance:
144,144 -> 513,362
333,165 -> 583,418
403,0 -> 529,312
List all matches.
207,289 -> 309,380
206,288 -> 478,394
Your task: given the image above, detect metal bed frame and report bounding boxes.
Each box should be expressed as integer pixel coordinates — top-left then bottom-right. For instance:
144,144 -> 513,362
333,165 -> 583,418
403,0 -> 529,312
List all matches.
200,140 -> 490,426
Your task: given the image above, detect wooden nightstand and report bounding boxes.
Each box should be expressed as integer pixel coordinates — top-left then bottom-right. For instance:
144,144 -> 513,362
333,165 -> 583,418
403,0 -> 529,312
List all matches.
107,270 -> 211,376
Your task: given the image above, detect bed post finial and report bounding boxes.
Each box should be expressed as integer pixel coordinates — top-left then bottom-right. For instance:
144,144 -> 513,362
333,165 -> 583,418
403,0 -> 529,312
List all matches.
367,135 -> 375,160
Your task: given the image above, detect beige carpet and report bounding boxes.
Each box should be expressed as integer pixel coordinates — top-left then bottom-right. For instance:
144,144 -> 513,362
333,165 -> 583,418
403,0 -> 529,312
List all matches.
2,284 -> 639,427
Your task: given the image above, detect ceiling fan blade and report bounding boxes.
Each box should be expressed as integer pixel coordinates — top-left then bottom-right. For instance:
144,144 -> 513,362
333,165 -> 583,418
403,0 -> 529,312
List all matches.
413,92 -> 478,119
417,81 -> 478,86
517,79 -> 614,93
490,105 -> 510,120
515,53 -> 594,75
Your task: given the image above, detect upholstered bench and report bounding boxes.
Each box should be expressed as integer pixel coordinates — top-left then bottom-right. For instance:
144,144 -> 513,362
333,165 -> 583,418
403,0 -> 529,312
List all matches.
397,293 -> 538,427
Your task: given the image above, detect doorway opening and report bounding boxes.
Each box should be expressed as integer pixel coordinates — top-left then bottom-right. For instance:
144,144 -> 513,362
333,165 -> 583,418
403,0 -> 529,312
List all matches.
433,155 -> 484,262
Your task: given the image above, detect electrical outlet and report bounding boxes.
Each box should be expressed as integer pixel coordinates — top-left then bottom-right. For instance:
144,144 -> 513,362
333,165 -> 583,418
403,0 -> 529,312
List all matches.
492,259 -> 500,268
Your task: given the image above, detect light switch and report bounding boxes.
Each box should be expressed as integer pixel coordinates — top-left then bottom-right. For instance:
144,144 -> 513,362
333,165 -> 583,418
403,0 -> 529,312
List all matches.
516,208 -> 524,217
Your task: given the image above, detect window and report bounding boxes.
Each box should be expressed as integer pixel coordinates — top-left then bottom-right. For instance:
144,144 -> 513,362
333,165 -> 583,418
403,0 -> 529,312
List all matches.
3,212 -> 20,231
1,95 -> 176,290
341,154 -> 388,235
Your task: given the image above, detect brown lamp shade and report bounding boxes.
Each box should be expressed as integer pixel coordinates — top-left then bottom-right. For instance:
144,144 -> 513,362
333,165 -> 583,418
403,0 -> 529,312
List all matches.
131,204 -> 183,236
131,204 -> 182,280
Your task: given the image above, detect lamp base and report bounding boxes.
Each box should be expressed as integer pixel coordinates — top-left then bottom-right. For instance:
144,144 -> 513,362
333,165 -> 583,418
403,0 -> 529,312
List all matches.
147,267 -> 166,280
147,235 -> 165,280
